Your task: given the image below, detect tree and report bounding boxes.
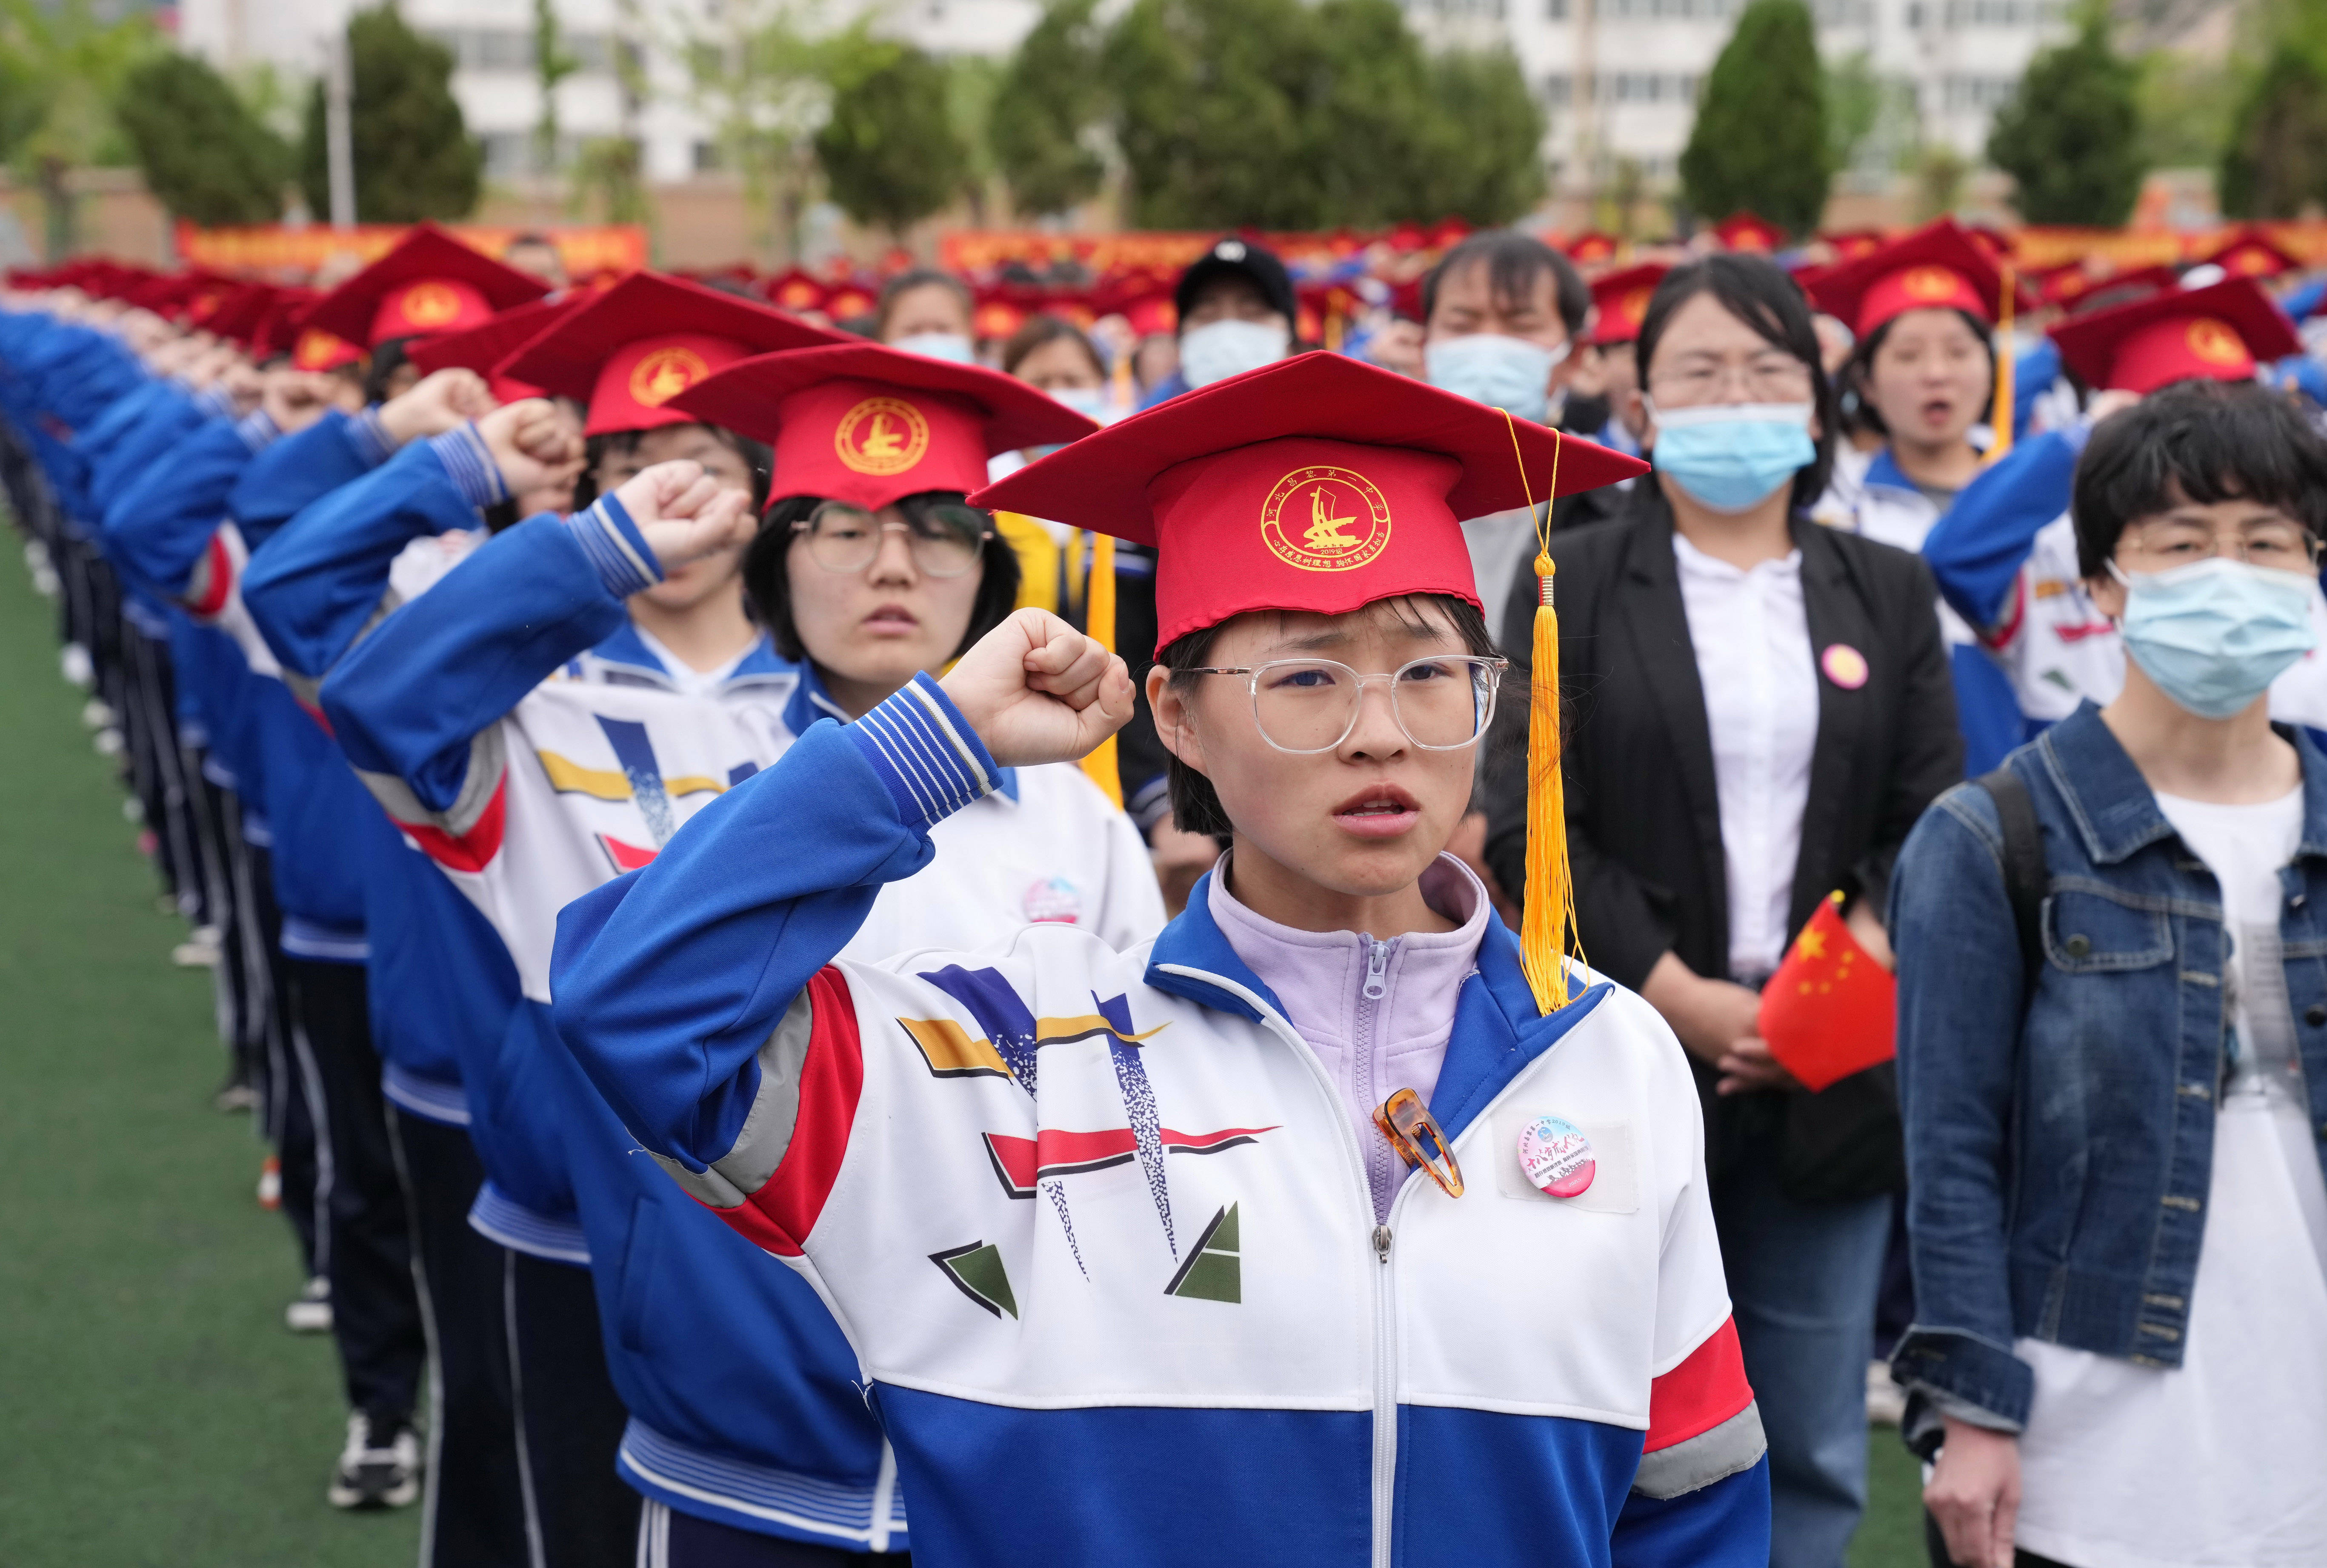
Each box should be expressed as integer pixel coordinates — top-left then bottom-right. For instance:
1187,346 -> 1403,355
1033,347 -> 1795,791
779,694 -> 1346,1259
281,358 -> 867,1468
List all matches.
1985,14 -> 2145,226
0,0 -> 157,258
1679,0 -> 1833,238
299,6 -> 482,223
992,0 -> 1108,218
116,54 -> 289,226
533,0 -> 580,174
813,39 -> 967,235
1422,47 -> 1548,225
2220,45 -> 2327,218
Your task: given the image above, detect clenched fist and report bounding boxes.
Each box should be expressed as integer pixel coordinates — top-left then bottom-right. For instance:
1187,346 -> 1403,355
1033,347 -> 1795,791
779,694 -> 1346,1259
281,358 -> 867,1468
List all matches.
938,607 -> 1134,768
379,368 -> 497,447
477,398 -> 586,500
607,460 -> 757,575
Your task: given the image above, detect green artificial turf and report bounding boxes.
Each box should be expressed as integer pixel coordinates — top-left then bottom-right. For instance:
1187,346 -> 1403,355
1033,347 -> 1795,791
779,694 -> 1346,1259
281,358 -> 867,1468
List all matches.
0,529 -> 417,1568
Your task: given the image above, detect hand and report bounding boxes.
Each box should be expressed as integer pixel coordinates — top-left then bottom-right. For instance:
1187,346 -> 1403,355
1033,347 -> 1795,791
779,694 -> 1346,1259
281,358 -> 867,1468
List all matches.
1844,896 -> 1893,970
477,397 -> 586,500
939,607 -> 1135,768
1926,1419 -> 2021,1568
219,358 -> 265,416
1639,952 -> 1764,1068
261,367 -> 341,436
1713,1035 -> 1802,1097
183,343 -> 236,389
378,368 -> 495,447
608,460 -> 756,573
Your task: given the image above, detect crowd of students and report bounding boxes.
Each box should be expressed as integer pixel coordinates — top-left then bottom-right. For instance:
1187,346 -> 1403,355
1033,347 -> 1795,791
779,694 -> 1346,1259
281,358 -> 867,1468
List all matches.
3,214 -> 2324,1568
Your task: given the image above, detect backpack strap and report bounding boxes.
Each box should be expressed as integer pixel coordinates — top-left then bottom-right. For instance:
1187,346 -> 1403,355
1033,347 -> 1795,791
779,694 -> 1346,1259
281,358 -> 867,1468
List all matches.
1974,766 -> 2046,1002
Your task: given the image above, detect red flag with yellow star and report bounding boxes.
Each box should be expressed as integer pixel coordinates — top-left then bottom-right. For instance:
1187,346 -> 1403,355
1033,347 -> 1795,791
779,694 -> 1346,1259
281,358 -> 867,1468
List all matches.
1756,892 -> 1895,1092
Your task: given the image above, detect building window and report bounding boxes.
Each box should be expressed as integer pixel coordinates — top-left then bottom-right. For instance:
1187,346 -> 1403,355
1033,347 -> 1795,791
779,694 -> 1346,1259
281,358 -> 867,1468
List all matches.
1942,73 -> 2019,108
1547,0 -> 1568,17
425,28 -> 620,76
692,140 -> 723,174
480,133 -> 530,180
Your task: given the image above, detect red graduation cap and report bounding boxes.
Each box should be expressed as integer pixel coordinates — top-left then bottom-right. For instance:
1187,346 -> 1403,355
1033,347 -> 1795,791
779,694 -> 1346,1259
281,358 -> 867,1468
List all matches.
303,222 -> 551,348
1805,218 -> 2020,339
501,271 -> 848,437
1964,224 -> 2014,264
1820,229 -> 1885,263
2206,225 -> 2301,282
1587,263 -> 1670,347
406,295 -> 587,403
1564,231 -> 1618,266
763,267 -> 829,315
1096,272 -> 1177,338
825,283 -> 877,324
1713,213 -> 1787,254
2062,263 -> 2180,315
971,284 -> 1031,343
667,340 -> 1099,511
202,284 -> 278,350
969,350 -> 1645,648
2049,275 -> 2300,394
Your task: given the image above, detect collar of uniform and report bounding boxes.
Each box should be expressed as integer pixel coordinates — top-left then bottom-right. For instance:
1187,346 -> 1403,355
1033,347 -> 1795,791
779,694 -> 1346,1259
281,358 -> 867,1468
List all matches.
781,660 -> 1019,800
1861,445 -> 1918,497
2038,700 -> 2327,867
587,617 -> 793,690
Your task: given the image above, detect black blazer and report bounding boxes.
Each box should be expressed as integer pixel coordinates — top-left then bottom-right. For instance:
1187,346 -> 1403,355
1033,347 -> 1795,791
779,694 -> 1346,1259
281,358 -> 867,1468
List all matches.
1484,494 -> 1962,1007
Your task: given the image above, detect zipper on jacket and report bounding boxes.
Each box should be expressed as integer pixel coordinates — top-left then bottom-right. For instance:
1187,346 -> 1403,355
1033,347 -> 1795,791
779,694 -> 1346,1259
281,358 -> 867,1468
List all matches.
1357,936 -> 1394,1210
1362,938 -> 1390,1000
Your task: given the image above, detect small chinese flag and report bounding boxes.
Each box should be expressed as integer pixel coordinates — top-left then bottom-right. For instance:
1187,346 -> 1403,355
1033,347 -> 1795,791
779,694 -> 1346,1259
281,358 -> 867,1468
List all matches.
1756,892 -> 1895,1092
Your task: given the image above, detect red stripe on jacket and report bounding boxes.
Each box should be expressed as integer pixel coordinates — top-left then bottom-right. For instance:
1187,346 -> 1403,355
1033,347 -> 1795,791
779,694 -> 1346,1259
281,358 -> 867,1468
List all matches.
1645,1317 -> 1754,1452
725,966 -> 863,1259
187,530 -> 235,619
400,778 -> 508,874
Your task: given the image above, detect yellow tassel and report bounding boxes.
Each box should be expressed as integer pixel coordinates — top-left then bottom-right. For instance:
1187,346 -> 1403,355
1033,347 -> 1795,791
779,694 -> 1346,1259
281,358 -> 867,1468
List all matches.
1503,414 -> 1584,1014
1984,262 -> 2016,468
1077,530 -> 1123,808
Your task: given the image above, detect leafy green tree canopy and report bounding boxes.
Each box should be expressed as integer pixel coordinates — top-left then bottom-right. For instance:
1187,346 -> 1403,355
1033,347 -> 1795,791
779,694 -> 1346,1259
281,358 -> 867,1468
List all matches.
299,6 -> 482,223
1985,14 -> 2145,226
813,40 -> 968,234
1679,0 -> 1834,238
2220,45 -> 2327,219
117,53 -> 289,226
992,0 -> 1108,218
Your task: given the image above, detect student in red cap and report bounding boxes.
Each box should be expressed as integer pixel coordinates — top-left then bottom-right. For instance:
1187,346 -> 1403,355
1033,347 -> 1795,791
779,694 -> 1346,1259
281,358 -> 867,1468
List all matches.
1574,262 -> 1671,463
299,221 -> 550,406
551,350 -> 1774,1567
873,268 -> 979,364
306,329 -> 1160,1567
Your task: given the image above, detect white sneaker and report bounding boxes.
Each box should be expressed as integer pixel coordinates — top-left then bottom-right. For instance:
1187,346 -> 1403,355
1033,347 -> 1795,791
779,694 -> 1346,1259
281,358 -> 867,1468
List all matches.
82,698 -> 114,730
171,927 -> 222,968
1867,1358 -> 1906,1428
286,1276 -> 332,1334
327,1411 -> 421,1510
93,727 -> 123,757
60,643 -> 91,687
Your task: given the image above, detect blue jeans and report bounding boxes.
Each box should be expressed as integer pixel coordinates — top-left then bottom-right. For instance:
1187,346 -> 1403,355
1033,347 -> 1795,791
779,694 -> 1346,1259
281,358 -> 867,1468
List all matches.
1714,1146 -> 1892,1568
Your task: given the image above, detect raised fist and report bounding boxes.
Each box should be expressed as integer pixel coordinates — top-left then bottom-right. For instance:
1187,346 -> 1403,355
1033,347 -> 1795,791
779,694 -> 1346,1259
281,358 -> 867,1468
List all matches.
937,606 -> 1134,768
476,397 -> 586,500
607,460 -> 758,575
378,368 -> 495,447
261,366 -> 346,436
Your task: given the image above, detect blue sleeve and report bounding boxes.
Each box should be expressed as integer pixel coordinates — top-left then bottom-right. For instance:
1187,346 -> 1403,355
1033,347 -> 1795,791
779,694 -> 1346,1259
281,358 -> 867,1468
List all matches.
243,431 -> 500,679
550,676 -> 999,1170
91,387 -> 205,517
2008,340 -> 2058,444
1611,1459 -> 1771,1568
71,377 -> 165,466
1887,782 -> 2036,1428
227,408 -> 397,547
1921,427 -> 2083,631
318,495 -> 655,813
101,414 -> 272,599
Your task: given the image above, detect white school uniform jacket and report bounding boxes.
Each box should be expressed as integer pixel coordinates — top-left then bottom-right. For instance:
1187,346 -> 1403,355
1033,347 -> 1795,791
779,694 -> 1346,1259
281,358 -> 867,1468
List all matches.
549,674 -> 1772,1568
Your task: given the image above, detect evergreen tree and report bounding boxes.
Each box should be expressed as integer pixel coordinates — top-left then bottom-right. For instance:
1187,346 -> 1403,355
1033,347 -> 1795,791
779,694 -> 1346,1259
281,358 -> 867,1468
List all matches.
1985,14 -> 2144,226
1424,47 -> 1549,225
813,42 -> 967,235
2220,45 -> 2327,219
992,0 -> 1108,218
299,6 -> 482,223
1679,0 -> 1832,238
117,53 -> 288,226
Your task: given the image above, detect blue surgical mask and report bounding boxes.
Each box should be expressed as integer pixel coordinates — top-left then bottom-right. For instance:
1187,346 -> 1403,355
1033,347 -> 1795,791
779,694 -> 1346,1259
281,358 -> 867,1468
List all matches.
1048,385 -> 1109,423
892,331 -> 976,365
2112,556 -> 2317,718
1647,400 -> 1815,513
1178,318 -> 1289,388
1424,333 -> 1569,424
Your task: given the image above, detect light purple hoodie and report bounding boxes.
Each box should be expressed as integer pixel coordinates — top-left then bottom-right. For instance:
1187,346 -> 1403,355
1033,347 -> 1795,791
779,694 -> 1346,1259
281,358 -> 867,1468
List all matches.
1208,852 -> 1490,1220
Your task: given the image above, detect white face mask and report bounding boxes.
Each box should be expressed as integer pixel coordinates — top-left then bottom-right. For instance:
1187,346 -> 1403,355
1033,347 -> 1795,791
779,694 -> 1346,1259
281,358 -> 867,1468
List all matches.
1048,385 -> 1109,422
891,331 -> 976,366
1178,318 -> 1290,388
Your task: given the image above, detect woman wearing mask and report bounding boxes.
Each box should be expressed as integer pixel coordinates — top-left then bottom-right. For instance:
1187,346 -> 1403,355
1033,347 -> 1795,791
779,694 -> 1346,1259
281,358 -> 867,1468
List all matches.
875,268 -> 979,365
1138,237 -> 1299,406
549,350 -> 1774,1565
1485,253 -> 1961,1568
1893,382 -> 2327,1568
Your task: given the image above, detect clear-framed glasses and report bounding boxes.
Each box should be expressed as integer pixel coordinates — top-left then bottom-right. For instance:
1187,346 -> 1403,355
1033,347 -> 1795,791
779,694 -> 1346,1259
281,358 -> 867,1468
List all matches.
2119,516 -> 2321,574
1183,654 -> 1507,754
790,497 -> 992,578
1646,348 -> 1815,408
1374,1087 -> 1464,1198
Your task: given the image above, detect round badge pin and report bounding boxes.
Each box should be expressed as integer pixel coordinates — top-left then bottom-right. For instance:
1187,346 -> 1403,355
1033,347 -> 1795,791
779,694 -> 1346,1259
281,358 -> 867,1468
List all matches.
1821,643 -> 1870,690
1518,1115 -> 1595,1198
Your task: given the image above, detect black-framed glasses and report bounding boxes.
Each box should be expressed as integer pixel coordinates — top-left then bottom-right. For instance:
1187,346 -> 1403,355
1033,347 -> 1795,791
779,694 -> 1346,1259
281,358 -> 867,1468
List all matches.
1181,655 -> 1507,754
790,497 -> 992,578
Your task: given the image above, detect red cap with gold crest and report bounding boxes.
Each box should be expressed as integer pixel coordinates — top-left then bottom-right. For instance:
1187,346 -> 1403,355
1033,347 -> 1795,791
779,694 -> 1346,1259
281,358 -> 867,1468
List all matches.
1805,218 -> 2021,339
2048,275 -> 2299,395
667,340 -> 1100,511
1820,228 -> 1886,263
1713,213 -> 1787,254
1564,231 -> 1619,267
763,267 -> 828,316
262,287 -> 367,373
303,223 -> 551,348
500,271 -> 849,437
406,295 -> 587,403
2205,225 -> 2301,282
1587,263 -> 1669,347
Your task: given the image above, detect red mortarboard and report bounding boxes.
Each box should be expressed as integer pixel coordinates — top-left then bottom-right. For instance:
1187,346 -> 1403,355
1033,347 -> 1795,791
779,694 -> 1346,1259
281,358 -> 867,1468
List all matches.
1820,228 -> 1885,262
203,285 -> 278,349
1714,213 -> 1787,254
825,284 -> 877,324
1806,219 -> 2017,339
1964,224 -> 2014,263
406,295 -> 587,403
1587,263 -> 1669,346
969,351 -> 1646,648
972,285 -> 1030,343
2049,276 -> 2299,394
1564,231 -> 1618,266
668,340 -> 1099,511
501,271 -> 848,437
764,267 -> 828,315
2206,225 -> 2301,282
304,223 -> 550,348
2063,264 -> 2180,315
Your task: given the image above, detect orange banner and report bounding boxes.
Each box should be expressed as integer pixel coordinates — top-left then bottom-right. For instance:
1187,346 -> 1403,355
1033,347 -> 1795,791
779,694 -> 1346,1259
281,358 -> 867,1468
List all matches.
174,222 -> 647,280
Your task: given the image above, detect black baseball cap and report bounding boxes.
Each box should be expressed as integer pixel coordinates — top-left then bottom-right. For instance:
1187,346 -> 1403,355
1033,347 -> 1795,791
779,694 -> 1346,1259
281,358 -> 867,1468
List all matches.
1173,237 -> 1297,335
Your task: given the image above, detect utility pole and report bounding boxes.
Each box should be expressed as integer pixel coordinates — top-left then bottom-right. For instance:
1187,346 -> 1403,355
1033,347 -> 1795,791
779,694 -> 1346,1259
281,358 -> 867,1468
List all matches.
326,26 -> 357,228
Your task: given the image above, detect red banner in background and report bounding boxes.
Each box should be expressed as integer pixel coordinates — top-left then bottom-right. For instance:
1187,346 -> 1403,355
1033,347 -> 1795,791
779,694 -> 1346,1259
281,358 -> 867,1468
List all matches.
174,222 -> 648,280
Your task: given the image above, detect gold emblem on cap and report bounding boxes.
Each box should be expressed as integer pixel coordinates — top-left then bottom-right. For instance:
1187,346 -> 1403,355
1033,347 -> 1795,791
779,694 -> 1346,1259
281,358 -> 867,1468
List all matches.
2186,318 -> 2244,366
628,346 -> 711,408
292,328 -> 343,371
835,395 -> 930,476
1901,266 -> 1959,302
1261,466 -> 1392,574
399,282 -> 463,329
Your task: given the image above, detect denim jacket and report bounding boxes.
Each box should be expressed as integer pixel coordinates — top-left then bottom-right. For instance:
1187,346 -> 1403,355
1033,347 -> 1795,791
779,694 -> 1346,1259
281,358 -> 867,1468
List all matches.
1886,701 -> 2327,1428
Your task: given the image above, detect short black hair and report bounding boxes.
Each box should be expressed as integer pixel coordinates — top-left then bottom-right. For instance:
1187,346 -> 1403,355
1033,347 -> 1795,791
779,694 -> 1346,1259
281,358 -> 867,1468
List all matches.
1840,307 -> 1995,440
875,269 -> 972,339
1154,594 -> 1496,842
571,424 -> 772,511
1002,313 -> 1106,379
1421,230 -> 1590,340
1635,254 -> 1837,512
363,335 -> 415,406
2071,380 -> 2327,578
743,493 -> 1021,664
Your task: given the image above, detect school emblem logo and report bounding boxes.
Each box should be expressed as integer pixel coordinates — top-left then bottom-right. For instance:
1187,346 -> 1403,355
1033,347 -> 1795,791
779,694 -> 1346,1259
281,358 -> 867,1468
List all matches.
1900,266 -> 1960,303
2227,246 -> 2271,277
1617,286 -> 1655,331
292,328 -> 349,372
1261,465 -> 1392,574
628,346 -> 711,408
835,395 -> 929,476
2186,318 -> 2245,366
398,282 -> 464,330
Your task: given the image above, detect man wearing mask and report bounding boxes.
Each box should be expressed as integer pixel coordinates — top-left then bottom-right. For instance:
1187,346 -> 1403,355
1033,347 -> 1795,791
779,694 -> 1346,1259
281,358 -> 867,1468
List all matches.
1139,239 -> 1299,407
